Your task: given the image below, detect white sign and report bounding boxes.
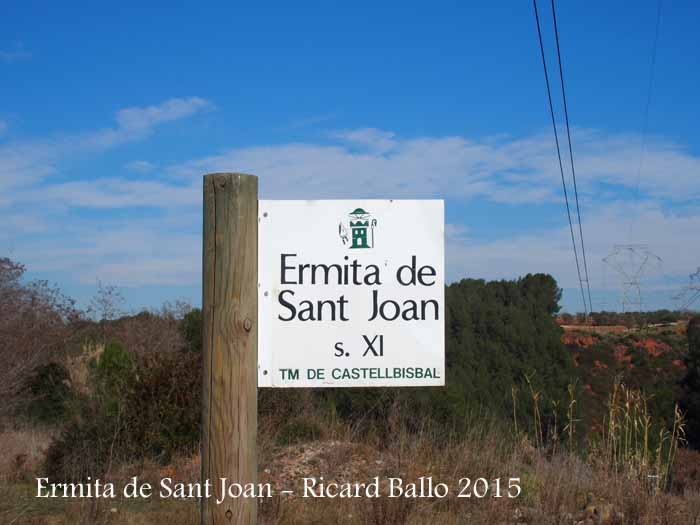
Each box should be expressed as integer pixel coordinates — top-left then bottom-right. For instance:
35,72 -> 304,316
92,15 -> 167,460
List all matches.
258,200 -> 444,387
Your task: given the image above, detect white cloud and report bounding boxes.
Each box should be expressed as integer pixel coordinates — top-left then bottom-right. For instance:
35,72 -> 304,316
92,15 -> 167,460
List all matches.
333,128 -> 398,153
34,178 -> 200,208
171,127 -> 699,206
171,136 -> 554,203
445,223 -> 470,243
3,123 -> 699,311
79,97 -> 211,150
125,160 -> 156,173
13,216 -> 201,287
0,140 -> 57,193
446,200 -> 700,295
165,126 -> 699,307
5,124 -> 698,212
0,97 -> 211,199
0,42 -> 31,63
0,213 -> 47,239
115,97 -> 210,133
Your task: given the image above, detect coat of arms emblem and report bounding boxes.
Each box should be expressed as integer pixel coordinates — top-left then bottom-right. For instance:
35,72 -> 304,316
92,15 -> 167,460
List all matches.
338,208 -> 377,249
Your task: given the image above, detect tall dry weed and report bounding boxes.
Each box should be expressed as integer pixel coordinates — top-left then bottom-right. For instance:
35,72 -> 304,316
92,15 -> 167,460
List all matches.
0,426 -> 54,482
595,377 -> 685,491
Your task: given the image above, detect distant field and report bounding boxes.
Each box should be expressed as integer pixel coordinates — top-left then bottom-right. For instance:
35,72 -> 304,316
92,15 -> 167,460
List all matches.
561,320 -> 686,334
561,324 -> 630,334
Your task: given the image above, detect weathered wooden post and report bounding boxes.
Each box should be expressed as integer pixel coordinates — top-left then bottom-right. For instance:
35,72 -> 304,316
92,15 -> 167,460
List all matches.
202,173 -> 258,524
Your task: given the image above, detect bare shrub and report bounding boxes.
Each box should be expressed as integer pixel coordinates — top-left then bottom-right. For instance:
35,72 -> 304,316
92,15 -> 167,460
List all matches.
0,426 -> 54,482
101,306 -> 187,356
87,281 -> 125,322
0,257 -> 79,419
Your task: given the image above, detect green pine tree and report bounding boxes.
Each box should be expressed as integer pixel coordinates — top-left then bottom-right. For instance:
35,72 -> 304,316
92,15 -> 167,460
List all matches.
680,316 -> 700,447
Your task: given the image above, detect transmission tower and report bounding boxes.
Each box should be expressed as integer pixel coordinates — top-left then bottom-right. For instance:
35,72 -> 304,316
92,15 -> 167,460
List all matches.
673,267 -> 700,311
602,244 -> 663,312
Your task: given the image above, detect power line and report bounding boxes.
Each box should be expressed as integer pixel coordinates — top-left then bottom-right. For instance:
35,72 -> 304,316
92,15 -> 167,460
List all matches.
532,0 -> 589,315
630,0 -> 663,239
550,0 -> 594,314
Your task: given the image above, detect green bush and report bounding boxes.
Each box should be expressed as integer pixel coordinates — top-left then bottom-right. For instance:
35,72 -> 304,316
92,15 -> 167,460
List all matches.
44,341 -> 202,480
91,341 -> 135,418
681,317 -> 700,448
94,341 -> 133,388
43,403 -> 119,481
44,342 -> 135,480
123,350 -> 201,461
180,308 -> 203,353
25,362 -> 73,424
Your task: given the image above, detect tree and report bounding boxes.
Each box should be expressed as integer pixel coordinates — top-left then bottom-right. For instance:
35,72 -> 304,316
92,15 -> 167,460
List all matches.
0,258 -> 78,417
25,362 -> 73,424
319,273 -> 575,435
681,316 -> 700,448
180,308 -> 203,353
88,281 -> 124,321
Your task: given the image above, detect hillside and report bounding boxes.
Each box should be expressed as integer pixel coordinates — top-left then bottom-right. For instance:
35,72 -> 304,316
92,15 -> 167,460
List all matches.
563,323 -> 688,432
2,257 -> 700,523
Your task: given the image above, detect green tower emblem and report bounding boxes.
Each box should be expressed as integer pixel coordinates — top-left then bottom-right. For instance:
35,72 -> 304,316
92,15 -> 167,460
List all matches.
338,208 -> 377,249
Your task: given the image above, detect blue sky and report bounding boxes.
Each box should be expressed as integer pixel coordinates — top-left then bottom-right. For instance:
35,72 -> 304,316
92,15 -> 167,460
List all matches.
1,1 -> 699,313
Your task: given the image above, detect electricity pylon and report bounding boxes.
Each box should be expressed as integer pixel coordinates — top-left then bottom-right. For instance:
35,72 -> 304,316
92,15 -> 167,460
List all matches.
673,267 -> 700,311
602,244 -> 663,313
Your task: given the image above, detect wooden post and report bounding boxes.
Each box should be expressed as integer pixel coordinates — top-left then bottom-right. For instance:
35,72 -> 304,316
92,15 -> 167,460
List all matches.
202,173 -> 258,524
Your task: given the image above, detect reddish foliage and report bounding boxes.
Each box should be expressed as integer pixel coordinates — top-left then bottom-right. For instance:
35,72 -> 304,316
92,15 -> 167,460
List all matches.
593,360 -> 608,369
562,332 -> 598,348
634,338 -> 672,358
613,344 -> 633,367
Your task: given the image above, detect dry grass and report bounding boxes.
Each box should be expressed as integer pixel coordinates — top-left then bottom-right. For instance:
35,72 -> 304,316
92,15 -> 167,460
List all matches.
0,425 -> 54,483
593,378 -> 685,492
64,341 -> 104,396
1,403 -> 698,524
